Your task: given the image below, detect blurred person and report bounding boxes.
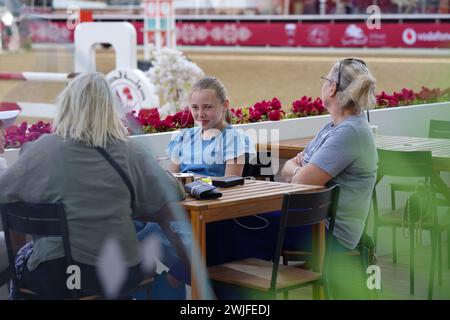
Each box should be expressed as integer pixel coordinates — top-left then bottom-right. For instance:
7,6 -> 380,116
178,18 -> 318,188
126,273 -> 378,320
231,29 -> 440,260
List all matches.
0,73 -> 189,299
0,109 -> 25,291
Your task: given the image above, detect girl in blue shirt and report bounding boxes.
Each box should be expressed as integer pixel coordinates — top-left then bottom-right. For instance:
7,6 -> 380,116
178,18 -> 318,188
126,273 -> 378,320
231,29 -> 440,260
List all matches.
135,77 -> 255,299
168,76 -> 255,177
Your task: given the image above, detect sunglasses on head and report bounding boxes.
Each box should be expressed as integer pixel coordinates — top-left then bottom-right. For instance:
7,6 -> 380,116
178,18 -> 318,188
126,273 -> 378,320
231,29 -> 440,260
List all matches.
320,58 -> 367,90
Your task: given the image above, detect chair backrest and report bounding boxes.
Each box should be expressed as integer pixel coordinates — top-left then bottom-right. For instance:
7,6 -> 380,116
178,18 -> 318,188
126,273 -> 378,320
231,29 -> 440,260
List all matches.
429,120 -> 450,139
270,185 -> 340,291
377,149 -> 433,180
374,149 -> 437,223
0,202 -> 74,299
242,152 -> 274,181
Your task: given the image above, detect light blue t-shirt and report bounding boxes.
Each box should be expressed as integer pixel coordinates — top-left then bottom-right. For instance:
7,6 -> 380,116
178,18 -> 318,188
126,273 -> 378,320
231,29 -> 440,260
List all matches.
167,126 -> 256,177
302,114 -> 378,250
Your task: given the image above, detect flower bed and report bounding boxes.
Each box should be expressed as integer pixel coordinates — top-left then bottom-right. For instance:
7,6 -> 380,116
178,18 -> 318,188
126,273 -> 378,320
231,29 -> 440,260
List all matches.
3,86 -> 450,150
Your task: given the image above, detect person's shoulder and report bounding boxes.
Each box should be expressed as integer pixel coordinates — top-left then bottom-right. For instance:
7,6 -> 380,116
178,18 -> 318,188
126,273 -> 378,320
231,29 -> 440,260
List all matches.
328,121 -> 360,145
224,125 -> 246,137
173,127 -> 197,140
333,116 -> 373,146
335,116 -> 367,134
126,137 -> 150,155
125,138 -> 161,168
21,133 -> 60,152
33,133 -> 60,144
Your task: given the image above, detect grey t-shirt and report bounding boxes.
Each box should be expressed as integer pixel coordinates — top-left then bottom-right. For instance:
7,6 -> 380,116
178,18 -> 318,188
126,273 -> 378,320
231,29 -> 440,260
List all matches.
303,114 -> 378,249
0,134 -> 182,271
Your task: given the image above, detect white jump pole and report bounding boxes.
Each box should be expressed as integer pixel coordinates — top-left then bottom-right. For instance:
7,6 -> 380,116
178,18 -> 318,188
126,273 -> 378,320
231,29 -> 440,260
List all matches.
1,23 -> 159,120
0,72 -> 69,82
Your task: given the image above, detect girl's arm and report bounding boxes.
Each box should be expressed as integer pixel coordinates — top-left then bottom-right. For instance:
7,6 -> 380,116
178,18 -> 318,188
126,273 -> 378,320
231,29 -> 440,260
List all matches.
168,161 -> 181,173
224,154 -> 245,177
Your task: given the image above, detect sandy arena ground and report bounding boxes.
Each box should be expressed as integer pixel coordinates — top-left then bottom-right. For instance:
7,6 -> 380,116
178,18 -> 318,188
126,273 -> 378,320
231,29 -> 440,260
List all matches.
1,48 -> 450,123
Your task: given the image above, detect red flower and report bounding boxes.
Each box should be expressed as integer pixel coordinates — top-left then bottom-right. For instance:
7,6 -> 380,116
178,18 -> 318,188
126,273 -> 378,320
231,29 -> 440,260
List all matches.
270,97 -> 282,110
376,91 -> 399,108
416,86 -> 442,102
176,107 -> 194,128
249,108 -> 262,122
268,109 -> 282,121
291,96 -> 325,116
253,101 -> 270,115
230,108 -> 245,124
3,121 -> 52,149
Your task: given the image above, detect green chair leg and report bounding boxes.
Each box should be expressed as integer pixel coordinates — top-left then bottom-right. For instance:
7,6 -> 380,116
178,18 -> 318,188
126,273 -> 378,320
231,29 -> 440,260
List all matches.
392,227 -> 397,264
437,231 -> 442,286
409,227 -> 415,295
428,231 -> 437,300
373,224 -> 378,252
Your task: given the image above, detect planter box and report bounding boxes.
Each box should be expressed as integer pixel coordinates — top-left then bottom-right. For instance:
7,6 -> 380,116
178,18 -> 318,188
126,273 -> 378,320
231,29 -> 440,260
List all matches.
130,101 -> 450,168
2,101 -> 450,168
2,101 -> 449,256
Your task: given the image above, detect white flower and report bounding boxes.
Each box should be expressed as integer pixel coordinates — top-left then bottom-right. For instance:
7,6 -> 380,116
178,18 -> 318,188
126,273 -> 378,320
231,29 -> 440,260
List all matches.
146,45 -> 204,116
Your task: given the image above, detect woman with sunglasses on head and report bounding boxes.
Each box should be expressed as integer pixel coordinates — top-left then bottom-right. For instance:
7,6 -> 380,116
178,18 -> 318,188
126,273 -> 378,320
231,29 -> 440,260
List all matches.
280,58 -> 378,298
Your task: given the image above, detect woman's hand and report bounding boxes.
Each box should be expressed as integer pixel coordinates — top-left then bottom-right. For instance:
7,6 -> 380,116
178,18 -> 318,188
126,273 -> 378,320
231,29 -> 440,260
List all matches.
295,151 -> 304,166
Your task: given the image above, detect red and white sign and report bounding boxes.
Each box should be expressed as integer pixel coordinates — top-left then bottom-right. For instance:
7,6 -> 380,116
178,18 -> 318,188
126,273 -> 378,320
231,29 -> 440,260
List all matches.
0,103 -> 21,128
26,19 -> 450,49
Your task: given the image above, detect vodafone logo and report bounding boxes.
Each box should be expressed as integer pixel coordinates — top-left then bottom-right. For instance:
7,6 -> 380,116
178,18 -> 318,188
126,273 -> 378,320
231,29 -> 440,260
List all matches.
402,28 -> 417,45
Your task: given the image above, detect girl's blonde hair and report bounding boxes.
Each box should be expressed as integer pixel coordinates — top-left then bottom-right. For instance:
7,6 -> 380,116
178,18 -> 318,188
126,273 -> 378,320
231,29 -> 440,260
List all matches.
190,76 -> 233,123
329,59 -> 376,113
53,72 -> 128,148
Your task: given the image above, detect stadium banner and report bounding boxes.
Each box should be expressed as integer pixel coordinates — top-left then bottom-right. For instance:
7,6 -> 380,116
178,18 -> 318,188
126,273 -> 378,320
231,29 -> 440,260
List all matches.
24,19 -> 450,48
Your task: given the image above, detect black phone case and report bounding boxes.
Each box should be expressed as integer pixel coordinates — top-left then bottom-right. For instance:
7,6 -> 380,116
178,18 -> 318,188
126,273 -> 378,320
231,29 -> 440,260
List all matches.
211,176 -> 245,188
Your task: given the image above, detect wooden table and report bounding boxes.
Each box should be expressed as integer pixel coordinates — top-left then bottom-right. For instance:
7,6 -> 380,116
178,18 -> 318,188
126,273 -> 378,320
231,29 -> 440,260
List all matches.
260,135 -> 450,172
181,179 -> 323,299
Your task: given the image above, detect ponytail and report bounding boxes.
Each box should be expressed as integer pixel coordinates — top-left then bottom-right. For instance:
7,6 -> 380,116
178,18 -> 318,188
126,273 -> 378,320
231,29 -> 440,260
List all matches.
332,60 -> 376,113
344,74 -> 376,112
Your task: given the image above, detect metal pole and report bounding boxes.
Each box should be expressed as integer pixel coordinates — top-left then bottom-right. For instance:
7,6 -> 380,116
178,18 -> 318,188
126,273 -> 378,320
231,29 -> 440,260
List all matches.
171,0 -> 176,48
155,0 -> 161,49
422,0 -> 427,13
319,0 -> 326,15
284,0 -> 290,15
143,0 -> 149,60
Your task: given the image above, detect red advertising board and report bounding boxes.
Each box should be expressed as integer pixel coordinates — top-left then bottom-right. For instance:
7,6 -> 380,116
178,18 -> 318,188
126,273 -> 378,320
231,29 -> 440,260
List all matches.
25,19 -> 450,49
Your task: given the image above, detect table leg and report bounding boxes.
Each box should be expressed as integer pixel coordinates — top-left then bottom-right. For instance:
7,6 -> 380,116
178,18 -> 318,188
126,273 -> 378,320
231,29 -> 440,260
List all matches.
312,221 -> 325,299
190,210 -> 206,300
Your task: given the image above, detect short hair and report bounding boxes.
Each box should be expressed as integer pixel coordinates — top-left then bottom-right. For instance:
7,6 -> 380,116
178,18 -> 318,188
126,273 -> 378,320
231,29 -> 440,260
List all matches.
53,72 -> 128,147
329,58 -> 376,113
